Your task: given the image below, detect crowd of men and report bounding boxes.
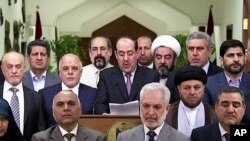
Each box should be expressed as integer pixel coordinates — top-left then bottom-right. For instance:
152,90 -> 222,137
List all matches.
0,31 -> 249,141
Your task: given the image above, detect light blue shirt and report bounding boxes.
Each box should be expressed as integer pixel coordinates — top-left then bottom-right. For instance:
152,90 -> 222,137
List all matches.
30,70 -> 46,92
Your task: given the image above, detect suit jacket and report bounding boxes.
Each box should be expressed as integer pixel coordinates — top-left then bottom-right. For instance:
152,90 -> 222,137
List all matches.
94,66 -> 159,114
204,71 -> 250,105
39,83 -> 97,127
166,63 -> 223,103
165,101 -> 217,129
31,125 -> 106,141
190,122 -> 222,141
116,123 -> 189,141
23,70 -> 61,91
0,85 -> 46,141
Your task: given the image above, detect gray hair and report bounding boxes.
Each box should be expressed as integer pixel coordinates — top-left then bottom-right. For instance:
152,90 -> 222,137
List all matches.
186,31 -> 212,49
140,82 -> 170,104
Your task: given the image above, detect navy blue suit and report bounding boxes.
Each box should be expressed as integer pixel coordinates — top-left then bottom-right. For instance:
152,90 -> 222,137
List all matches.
94,66 -> 159,114
39,83 -> 97,127
205,71 -> 250,105
191,122 -> 222,141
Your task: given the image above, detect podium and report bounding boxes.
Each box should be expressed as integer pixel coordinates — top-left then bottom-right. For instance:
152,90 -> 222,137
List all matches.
79,115 -> 141,141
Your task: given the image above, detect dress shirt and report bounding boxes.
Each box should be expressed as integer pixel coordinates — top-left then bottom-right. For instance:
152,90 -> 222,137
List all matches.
218,122 -> 229,141
61,83 -> 80,96
3,81 -> 24,134
224,71 -> 242,88
139,62 -> 154,69
59,124 -> 78,141
123,69 -> 136,84
80,63 -> 113,88
143,123 -> 164,141
30,70 -> 46,92
202,61 -> 209,74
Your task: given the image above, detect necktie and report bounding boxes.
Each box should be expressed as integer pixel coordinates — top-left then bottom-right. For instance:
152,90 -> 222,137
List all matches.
125,73 -> 132,95
9,87 -> 20,128
147,131 -> 156,141
65,133 -> 74,141
96,70 -> 100,86
224,133 -> 230,141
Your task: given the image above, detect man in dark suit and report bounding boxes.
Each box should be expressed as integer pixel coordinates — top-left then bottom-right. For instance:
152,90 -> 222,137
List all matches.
205,39 -> 250,105
23,39 -> 61,92
94,37 -> 159,114
39,53 -> 97,127
0,51 -> 46,141
166,31 -> 223,103
191,87 -> 246,141
32,90 -> 106,141
117,82 -> 189,141
165,66 -> 216,137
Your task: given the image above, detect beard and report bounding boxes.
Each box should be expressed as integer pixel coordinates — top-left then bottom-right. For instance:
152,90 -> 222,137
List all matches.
224,63 -> 244,75
158,64 -> 174,79
94,55 -> 106,69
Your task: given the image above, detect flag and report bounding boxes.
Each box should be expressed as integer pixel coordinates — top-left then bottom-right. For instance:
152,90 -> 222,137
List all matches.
206,8 -> 214,36
35,10 -> 42,39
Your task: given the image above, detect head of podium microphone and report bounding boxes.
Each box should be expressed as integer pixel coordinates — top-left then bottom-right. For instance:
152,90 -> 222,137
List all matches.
139,82 -> 170,130
115,37 -> 138,74
52,90 -> 82,132
151,35 -> 181,79
215,87 -> 246,133
59,53 -> 83,88
89,36 -> 112,70
1,51 -> 25,87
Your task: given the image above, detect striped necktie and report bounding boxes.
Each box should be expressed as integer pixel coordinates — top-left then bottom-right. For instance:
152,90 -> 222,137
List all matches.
9,87 -> 20,129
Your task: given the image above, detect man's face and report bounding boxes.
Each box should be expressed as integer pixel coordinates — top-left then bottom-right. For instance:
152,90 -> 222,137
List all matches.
246,40 -> 250,63
59,55 -> 82,88
0,115 -> 8,137
140,90 -> 169,130
187,39 -> 212,67
220,47 -> 245,75
177,80 -> 205,108
27,46 -> 49,72
154,47 -> 175,78
89,37 -> 112,69
53,92 -> 81,127
215,92 -> 245,128
137,37 -> 153,66
1,53 -> 24,86
115,39 -> 138,73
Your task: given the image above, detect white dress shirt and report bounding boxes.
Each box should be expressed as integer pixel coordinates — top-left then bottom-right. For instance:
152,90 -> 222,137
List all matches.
61,83 -> 80,96
3,81 -> 25,134
59,124 -> 78,141
80,63 -> 113,88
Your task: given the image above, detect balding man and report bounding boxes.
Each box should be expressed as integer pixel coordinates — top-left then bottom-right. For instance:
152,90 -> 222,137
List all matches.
32,90 -> 106,141
39,54 -> 97,127
0,51 -> 46,141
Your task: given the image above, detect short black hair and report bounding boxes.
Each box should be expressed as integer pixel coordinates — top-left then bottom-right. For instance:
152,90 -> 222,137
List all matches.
27,39 -> 50,57
216,86 -> 245,104
220,39 -> 245,57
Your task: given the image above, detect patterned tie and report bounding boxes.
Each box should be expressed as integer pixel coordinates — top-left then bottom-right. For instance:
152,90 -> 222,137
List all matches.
147,131 -> 156,141
9,87 -> 20,129
125,73 -> 132,95
224,133 -> 230,141
65,133 -> 74,141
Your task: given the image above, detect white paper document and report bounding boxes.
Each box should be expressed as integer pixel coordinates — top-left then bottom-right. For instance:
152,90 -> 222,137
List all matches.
109,100 -> 139,115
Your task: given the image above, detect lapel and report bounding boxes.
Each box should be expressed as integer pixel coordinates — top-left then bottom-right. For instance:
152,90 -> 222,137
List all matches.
131,125 -> 145,140
23,71 -> 34,90
75,125 -> 89,141
129,66 -> 144,101
240,72 -> 250,91
209,123 -> 222,141
50,126 -> 64,141
44,72 -> 52,88
111,68 -> 129,101
158,124 -> 174,140
0,85 -> 3,98
23,86 -> 32,125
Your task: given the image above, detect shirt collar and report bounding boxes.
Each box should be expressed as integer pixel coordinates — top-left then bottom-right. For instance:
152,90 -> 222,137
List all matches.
61,83 -> 80,95
202,61 -> 210,74
144,122 -> 164,138
59,124 -> 78,136
30,70 -> 47,80
4,81 -> 23,91
218,122 -> 228,137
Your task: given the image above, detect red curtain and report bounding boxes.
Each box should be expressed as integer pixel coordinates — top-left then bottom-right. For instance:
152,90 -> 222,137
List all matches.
35,11 -> 42,39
